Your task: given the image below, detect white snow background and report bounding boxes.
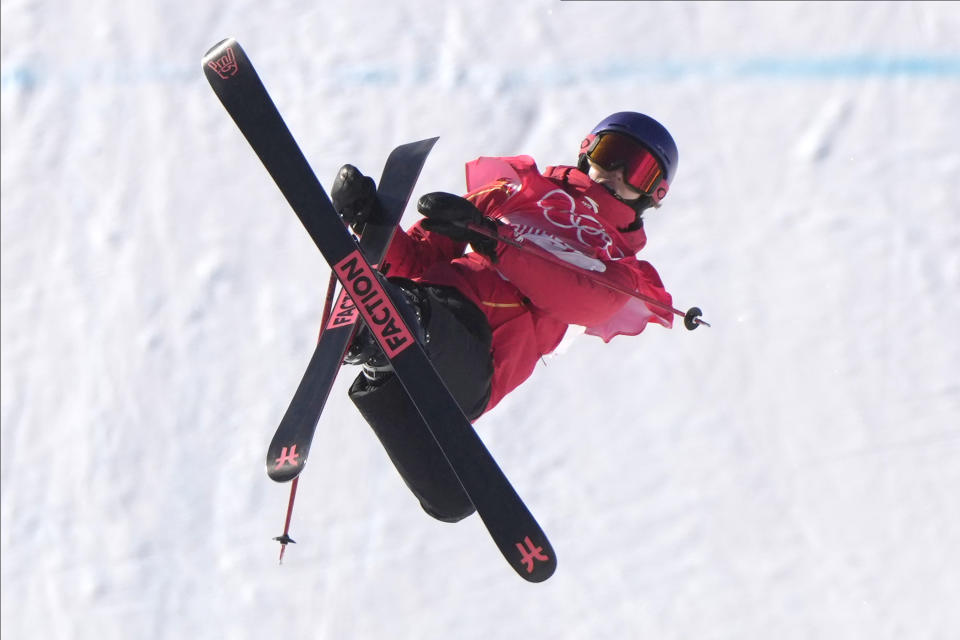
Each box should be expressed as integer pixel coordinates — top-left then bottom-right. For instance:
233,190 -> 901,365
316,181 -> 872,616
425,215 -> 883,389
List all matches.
2,1 -> 959,638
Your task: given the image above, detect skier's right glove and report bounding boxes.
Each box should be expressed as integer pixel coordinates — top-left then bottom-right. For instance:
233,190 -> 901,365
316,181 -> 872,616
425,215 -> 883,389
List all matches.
331,164 -> 383,234
417,192 -> 500,261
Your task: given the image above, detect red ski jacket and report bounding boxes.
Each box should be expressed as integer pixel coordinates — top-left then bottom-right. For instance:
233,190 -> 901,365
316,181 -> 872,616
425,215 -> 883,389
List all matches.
381,156 -> 673,414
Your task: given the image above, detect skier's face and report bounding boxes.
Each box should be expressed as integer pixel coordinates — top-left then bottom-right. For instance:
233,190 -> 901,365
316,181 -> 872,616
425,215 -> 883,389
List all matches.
586,160 -> 644,202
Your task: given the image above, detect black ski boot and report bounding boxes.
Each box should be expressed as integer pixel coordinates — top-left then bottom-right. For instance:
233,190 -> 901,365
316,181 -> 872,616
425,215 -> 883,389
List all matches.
342,278 -> 430,382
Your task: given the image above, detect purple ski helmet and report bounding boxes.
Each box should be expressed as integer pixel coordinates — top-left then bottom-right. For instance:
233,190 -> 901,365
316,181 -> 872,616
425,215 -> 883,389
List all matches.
579,111 -> 678,204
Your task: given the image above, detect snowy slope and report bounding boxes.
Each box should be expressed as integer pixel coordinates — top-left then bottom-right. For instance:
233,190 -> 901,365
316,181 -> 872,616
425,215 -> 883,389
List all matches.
2,1 -> 959,638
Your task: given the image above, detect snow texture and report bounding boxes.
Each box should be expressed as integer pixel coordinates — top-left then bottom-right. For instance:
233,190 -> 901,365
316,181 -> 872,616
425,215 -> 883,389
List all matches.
2,1 -> 959,638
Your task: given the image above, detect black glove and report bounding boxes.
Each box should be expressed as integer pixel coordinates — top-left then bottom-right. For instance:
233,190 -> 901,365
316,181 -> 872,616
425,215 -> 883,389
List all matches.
331,164 -> 383,233
417,192 -> 500,260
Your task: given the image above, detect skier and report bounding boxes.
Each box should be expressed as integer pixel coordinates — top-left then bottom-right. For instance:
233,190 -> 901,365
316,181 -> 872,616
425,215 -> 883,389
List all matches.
331,112 -> 679,522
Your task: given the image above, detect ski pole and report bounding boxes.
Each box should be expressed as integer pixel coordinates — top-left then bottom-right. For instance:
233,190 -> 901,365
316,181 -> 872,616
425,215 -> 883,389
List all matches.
467,222 -> 710,330
274,270 -> 339,563
316,271 -> 339,340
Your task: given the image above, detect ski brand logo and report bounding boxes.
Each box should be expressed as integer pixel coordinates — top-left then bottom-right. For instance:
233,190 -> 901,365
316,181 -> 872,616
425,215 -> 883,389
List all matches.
327,289 -> 360,329
207,46 -> 239,79
333,251 -> 414,359
515,536 -> 550,574
274,445 -> 300,470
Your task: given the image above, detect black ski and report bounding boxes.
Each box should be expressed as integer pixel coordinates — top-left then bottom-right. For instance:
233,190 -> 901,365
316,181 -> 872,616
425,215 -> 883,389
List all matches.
266,137 -> 437,483
203,38 -> 556,582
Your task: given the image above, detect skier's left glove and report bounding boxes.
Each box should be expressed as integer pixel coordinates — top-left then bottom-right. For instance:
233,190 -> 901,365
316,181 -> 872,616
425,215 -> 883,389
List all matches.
331,164 -> 383,234
417,192 -> 500,261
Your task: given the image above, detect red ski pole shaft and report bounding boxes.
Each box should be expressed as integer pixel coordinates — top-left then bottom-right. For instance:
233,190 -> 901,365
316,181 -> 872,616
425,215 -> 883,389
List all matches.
276,271 -> 339,564
317,270 -> 338,339
275,476 -> 299,564
467,222 -> 710,330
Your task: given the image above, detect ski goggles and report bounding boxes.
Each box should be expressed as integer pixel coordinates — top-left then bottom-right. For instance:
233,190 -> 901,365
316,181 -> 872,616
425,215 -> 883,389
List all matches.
581,132 -> 669,203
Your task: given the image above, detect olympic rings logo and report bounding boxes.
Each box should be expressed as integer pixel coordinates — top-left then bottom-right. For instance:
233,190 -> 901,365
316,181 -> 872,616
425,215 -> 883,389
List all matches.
536,189 -> 626,260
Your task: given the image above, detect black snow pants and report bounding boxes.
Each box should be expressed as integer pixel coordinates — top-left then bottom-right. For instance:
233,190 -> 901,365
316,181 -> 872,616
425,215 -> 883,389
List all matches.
348,281 -> 494,523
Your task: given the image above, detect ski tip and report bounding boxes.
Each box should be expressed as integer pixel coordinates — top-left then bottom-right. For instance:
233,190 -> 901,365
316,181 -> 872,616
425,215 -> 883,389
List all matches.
266,443 -> 307,482
203,37 -> 236,59
267,463 -> 305,483
521,556 -> 558,583
508,535 -> 557,583
400,136 -> 439,148
202,38 -> 246,83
